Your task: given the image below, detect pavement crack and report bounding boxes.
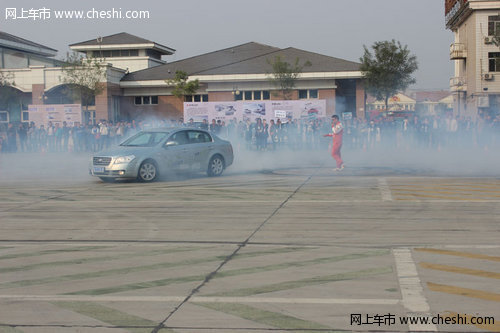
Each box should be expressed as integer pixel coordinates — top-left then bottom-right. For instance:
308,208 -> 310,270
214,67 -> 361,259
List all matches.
151,171 -> 319,333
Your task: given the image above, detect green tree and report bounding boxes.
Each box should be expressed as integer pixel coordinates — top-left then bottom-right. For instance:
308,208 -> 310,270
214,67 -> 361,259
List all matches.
0,71 -> 15,88
0,71 -> 21,113
360,40 -> 418,111
60,52 -> 106,121
267,56 -> 311,100
166,70 -> 199,100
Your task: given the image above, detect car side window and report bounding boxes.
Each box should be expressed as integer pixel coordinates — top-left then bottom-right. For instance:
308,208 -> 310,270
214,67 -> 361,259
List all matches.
167,131 -> 189,146
187,130 -> 212,144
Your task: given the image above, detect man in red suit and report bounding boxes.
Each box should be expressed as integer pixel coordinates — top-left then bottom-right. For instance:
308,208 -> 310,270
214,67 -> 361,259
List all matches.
324,115 -> 344,171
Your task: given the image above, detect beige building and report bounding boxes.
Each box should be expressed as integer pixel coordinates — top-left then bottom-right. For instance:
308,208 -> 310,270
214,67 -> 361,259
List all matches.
1,31 -> 366,125
447,0 -> 500,119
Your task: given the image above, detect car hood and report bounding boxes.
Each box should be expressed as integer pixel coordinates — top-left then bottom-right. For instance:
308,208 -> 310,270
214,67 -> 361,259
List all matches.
95,146 -> 156,157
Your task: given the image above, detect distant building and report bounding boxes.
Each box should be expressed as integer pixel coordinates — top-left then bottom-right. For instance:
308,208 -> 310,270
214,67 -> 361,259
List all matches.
69,32 -> 175,73
446,0 -> 500,119
120,41 -> 366,121
366,90 -> 453,117
0,31 -> 64,123
366,93 -> 416,112
411,90 -> 453,116
1,31 -> 367,125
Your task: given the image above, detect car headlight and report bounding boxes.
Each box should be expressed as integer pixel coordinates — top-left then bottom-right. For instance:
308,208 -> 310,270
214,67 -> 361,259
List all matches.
114,155 -> 135,164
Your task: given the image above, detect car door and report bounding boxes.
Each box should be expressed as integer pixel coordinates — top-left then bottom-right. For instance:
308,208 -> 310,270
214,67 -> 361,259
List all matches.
160,130 -> 192,171
186,130 -> 213,171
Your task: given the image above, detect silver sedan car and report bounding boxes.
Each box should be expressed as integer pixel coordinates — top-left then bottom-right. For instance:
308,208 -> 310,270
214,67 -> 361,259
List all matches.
89,127 -> 233,182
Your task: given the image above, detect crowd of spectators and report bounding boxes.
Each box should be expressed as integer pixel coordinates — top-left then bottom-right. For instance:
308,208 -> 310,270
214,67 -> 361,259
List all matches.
0,112 -> 499,153
0,120 -> 154,153
195,113 -> 500,152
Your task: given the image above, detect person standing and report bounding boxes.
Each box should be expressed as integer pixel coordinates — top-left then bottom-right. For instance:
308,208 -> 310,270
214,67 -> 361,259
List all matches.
323,115 -> 344,171
6,123 -> 17,153
262,119 -> 269,151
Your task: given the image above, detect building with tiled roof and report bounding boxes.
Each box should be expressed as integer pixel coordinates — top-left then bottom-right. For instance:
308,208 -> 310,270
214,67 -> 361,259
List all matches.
1,32 -> 367,124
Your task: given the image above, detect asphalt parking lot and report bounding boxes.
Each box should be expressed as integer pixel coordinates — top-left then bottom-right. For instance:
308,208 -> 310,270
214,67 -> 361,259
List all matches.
0,150 -> 499,332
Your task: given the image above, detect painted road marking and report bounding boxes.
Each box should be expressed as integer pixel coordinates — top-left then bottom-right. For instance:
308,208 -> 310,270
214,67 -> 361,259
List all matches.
65,251 -> 388,296
195,302 -> 333,331
392,187 -> 500,193
393,248 -> 437,332
0,295 -> 400,305
420,262 -> 500,279
391,181 -> 500,201
393,198 -> 500,202
51,301 -> 172,332
0,247 -> 314,290
443,245 -> 500,249
208,266 -> 392,297
427,282 -> 500,302
378,178 -> 393,201
415,248 -> 500,262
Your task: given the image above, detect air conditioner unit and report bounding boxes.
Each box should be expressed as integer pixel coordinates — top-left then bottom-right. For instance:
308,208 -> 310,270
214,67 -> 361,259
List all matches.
485,36 -> 493,44
484,73 -> 494,80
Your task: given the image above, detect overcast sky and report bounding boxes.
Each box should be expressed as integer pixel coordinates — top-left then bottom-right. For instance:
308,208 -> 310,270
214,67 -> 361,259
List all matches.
2,0 -> 453,89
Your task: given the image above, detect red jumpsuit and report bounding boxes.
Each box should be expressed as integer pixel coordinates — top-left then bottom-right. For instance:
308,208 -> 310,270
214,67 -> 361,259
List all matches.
325,122 -> 344,168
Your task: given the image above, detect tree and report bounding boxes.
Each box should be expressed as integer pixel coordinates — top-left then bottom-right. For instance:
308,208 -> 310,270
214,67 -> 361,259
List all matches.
0,71 -> 15,88
267,56 -> 311,100
60,52 -> 106,122
166,70 -> 199,100
0,71 -> 21,112
360,40 -> 418,111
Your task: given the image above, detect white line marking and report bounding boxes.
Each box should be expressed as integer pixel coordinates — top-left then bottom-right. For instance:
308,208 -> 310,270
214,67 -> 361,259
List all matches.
6,199 -> 500,204
0,295 -> 399,305
15,200 -> 350,203
393,248 -> 437,332
378,178 -> 393,201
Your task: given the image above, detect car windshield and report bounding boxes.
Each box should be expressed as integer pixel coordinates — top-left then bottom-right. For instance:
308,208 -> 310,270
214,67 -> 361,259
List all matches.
120,132 -> 169,147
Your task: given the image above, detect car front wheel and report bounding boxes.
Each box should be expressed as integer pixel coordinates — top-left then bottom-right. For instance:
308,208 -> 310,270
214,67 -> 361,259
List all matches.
207,155 -> 225,177
138,160 -> 158,182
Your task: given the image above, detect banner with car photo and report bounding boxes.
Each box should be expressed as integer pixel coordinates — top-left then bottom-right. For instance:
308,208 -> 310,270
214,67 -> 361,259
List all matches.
184,100 -> 326,123
27,104 -> 82,127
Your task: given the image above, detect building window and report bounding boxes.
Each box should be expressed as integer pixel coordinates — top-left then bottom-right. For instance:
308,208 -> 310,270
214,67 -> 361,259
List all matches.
298,89 -> 319,99
488,16 -> 500,36
94,49 -> 139,58
185,94 -> 208,102
134,96 -> 159,105
0,111 -> 8,122
22,111 -> 29,122
238,91 -> 271,101
488,52 -> 500,72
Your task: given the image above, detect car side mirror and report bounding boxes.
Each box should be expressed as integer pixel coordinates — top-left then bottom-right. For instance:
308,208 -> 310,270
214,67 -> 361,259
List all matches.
165,141 -> 177,148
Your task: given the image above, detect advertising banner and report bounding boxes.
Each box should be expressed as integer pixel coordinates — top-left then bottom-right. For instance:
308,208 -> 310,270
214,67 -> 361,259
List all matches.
27,104 -> 82,127
184,100 -> 326,123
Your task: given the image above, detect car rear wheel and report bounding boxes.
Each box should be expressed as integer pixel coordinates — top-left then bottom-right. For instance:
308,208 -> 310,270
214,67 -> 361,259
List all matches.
138,160 -> 158,182
207,155 -> 225,177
